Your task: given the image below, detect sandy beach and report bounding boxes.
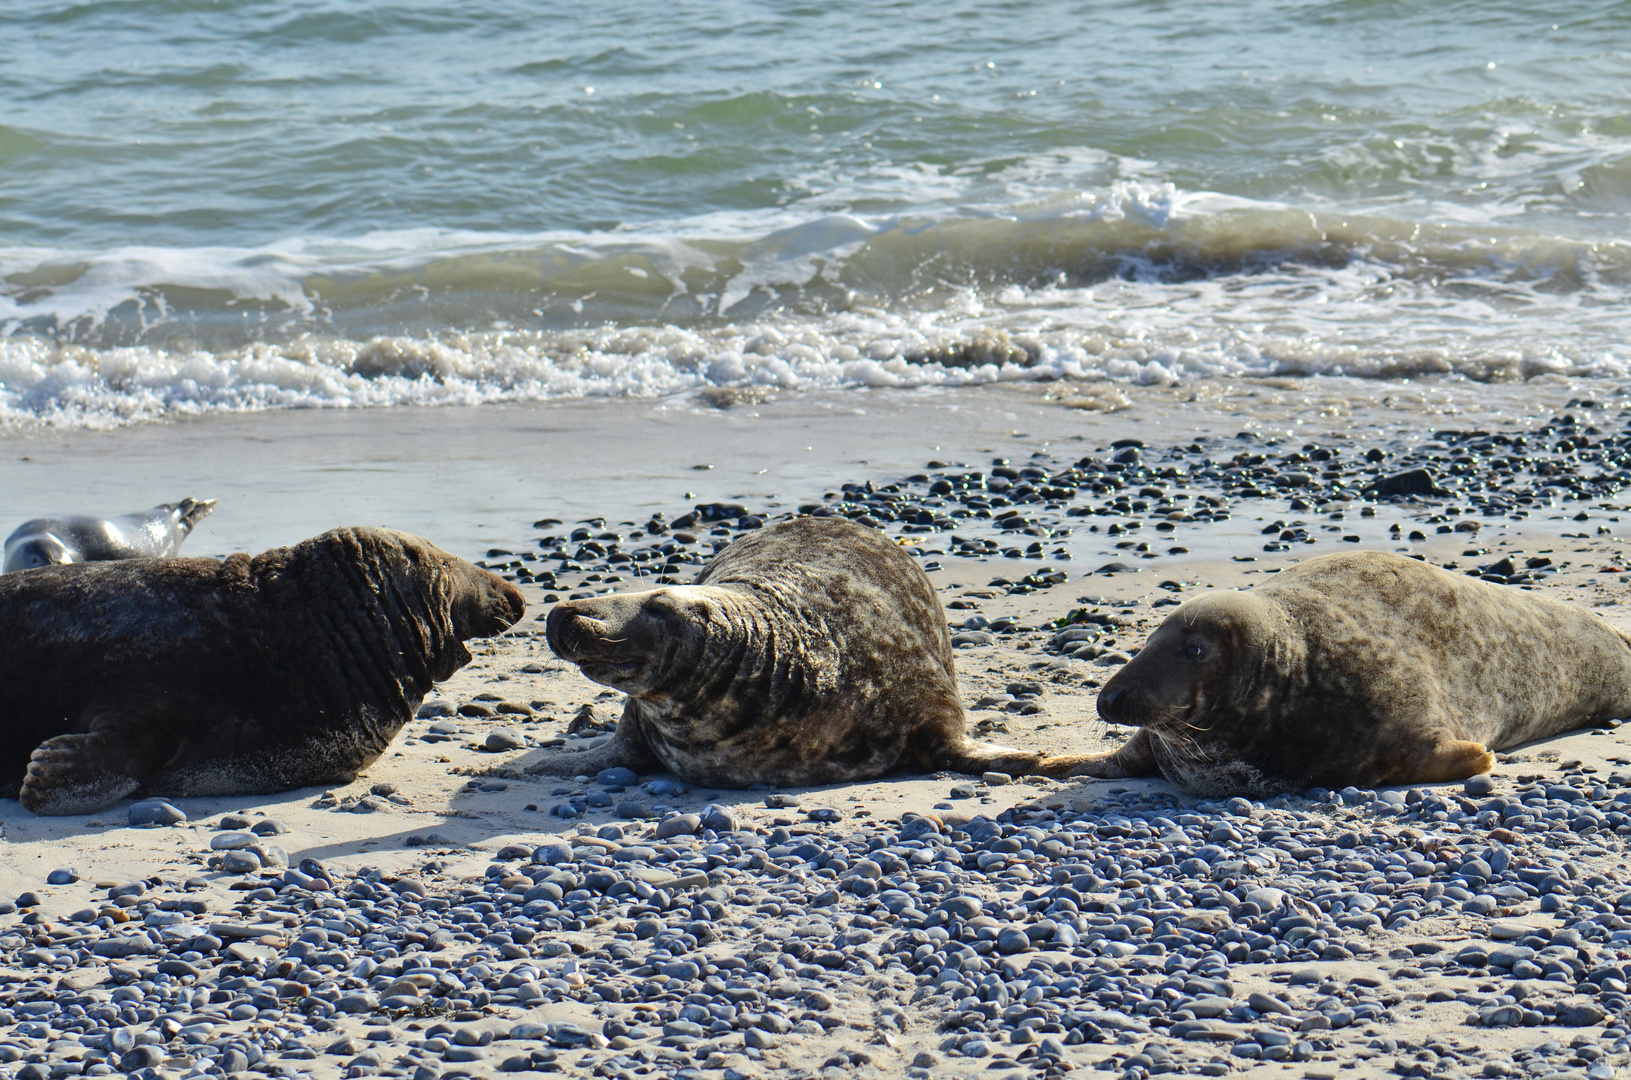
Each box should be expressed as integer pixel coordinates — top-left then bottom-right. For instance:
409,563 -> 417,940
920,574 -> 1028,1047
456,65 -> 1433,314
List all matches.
10,2 -> 1631,1076
2,381 -> 1631,1079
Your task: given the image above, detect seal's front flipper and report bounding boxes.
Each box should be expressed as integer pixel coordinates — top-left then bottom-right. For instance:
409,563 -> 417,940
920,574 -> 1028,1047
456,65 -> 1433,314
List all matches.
1413,738 -> 1495,783
526,703 -> 658,778
1046,728 -> 1160,780
18,733 -> 140,815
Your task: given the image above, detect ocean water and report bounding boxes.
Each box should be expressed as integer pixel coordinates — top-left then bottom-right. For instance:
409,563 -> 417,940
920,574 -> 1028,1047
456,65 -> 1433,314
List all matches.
4,0 -> 1631,429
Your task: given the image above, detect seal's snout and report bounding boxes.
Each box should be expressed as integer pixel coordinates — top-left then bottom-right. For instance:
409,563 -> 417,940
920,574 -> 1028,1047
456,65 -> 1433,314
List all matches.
463,568 -> 525,637
494,577 -> 526,629
546,603 -> 608,660
1096,683 -> 1128,723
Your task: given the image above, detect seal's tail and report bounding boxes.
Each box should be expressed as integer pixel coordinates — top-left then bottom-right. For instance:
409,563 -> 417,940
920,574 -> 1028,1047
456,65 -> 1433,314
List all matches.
176,498 -> 217,533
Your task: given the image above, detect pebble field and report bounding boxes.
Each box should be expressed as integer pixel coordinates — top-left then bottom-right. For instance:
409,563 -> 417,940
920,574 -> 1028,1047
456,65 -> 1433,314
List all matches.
7,396 -> 1631,1080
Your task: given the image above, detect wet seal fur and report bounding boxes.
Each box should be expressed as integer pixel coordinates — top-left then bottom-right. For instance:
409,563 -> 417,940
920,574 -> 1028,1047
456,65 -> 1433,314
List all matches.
0,526 -> 524,814
4,497 -> 217,573
1074,550 -> 1631,796
533,516 -> 1080,786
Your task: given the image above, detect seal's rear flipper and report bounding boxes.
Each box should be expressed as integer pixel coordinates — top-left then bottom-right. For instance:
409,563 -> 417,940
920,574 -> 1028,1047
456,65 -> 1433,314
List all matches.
1415,738 -> 1495,783
18,733 -> 140,815
177,498 -> 217,532
934,738 -> 1051,777
525,704 -> 658,778
1042,728 -> 1160,780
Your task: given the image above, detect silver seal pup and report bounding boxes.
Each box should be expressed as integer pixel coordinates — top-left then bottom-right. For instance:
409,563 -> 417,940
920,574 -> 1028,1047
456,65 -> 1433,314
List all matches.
3,497 -> 217,573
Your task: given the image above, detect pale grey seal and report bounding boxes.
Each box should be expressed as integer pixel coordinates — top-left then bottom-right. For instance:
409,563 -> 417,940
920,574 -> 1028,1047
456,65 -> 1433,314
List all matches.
1072,550 -> 1631,796
1,526 -> 525,814
3,497 -> 217,573
529,516 -> 1072,786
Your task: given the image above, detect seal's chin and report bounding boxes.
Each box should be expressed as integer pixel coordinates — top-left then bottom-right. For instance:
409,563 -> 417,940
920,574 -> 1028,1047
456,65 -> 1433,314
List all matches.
578,657 -> 647,687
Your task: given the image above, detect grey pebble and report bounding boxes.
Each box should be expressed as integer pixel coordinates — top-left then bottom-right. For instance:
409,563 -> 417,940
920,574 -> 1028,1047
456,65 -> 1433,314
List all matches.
486,729 -> 527,751
655,814 -> 702,839
127,798 -> 186,826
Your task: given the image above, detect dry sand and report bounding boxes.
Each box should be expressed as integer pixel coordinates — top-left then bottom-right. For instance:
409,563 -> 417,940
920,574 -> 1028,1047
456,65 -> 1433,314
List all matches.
5,379 -> 1631,1077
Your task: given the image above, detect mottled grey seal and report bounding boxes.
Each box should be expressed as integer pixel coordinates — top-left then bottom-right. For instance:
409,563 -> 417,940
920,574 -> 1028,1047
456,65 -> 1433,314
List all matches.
1,526 -> 525,814
531,516 -> 1069,786
1071,550 -> 1631,796
3,497 -> 217,573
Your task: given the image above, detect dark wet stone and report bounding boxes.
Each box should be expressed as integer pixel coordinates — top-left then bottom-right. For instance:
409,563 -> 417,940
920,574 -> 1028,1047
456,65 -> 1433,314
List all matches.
1371,468 -> 1447,497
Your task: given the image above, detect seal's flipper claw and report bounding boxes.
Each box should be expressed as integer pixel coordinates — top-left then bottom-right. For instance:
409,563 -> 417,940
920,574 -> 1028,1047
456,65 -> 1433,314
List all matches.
525,704 -> 657,778
1416,738 -> 1495,783
18,733 -> 140,815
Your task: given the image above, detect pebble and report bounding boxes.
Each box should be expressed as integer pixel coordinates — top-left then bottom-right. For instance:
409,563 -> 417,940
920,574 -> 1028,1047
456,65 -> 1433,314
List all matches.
654,814 -> 702,839
9,423 -> 1631,1078
486,729 -> 527,751
127,798 -> 186,826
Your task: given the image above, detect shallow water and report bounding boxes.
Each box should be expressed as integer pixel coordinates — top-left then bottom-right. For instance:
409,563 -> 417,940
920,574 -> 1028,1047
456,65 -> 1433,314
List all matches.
4,2 -> 1631,428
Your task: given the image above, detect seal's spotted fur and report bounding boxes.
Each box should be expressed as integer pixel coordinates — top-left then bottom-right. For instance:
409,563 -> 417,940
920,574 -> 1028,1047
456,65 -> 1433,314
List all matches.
535,517 -> 1077,786
1076,550 -> 1631,795
1,527 -> 524,814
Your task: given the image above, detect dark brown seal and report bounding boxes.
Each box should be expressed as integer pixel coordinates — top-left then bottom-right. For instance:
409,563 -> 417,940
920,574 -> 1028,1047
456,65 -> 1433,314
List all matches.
1,526 -> 524,814
1069,550 -> 1631,796
531,516 -> 1066,786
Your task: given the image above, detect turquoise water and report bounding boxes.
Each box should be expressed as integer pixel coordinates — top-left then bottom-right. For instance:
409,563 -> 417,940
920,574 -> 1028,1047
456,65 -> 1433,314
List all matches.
4,1 -> 1631,426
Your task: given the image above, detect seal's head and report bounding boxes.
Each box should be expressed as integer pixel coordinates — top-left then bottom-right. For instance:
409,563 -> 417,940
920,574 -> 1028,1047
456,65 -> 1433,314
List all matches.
1096,590 -> 1281,739
546,586 -> 738,701
3,534 -> 76,572
376,529 -> 525,641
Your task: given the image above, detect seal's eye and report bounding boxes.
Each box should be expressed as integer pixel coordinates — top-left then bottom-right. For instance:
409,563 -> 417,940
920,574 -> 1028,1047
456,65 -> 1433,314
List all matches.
1184,642 -> 1205,660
